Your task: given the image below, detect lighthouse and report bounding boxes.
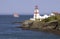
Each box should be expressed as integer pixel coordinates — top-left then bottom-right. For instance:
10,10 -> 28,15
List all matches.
30,5 -> 40,21
30,5 -> 51,21
33,5 -> 40,19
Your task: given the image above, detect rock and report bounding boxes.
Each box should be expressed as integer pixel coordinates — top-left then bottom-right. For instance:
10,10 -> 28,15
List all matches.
21,20 -> 33,28
17,14 -> 60,34
43,20 -> 58,29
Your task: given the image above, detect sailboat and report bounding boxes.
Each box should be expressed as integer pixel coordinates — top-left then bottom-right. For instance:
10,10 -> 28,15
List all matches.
13,13 -> 19,17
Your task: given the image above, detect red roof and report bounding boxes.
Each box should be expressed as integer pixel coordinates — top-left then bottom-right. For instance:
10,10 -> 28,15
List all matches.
52,12 -> 60,15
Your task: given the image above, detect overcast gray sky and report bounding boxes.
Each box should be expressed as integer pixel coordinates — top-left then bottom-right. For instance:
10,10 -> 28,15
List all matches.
0,0 -> 60,15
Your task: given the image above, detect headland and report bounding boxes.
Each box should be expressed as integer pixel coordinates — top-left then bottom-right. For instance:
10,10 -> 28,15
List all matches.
17,5 -> 60,35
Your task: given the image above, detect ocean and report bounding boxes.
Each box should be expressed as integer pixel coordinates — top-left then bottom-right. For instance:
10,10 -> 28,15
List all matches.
0,15 -> 60,39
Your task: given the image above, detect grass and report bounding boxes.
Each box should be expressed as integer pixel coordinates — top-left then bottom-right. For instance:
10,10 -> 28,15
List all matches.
41,14 -> 60,23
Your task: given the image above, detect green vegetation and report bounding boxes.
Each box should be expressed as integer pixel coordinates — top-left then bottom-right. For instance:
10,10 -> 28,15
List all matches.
41,14 -> 60,23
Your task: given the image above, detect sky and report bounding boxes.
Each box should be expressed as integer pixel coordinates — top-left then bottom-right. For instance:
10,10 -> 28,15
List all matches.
0,0 -> 60,15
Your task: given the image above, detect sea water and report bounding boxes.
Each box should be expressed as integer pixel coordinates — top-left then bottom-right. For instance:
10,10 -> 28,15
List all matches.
0,15 -> 60,39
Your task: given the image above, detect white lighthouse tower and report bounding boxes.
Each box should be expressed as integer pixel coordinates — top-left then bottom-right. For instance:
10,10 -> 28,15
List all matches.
30,5 -> 51,21
30,5 -> 40,21
33,5 -> 40,20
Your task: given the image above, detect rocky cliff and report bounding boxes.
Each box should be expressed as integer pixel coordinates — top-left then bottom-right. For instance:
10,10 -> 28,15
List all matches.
19,14 -> 60,34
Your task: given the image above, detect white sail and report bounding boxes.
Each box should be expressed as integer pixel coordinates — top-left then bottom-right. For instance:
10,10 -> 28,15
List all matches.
13,13 -> 19,17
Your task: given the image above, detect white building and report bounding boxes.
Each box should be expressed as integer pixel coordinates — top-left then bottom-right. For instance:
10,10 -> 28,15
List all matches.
50,13 -> 55,16
30,5 -> 55,21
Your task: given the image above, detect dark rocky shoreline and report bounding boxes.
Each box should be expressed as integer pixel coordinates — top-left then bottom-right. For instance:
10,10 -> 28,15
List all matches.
16,19 -> 60,35
19,26 -> 60,35
15,13 -> 60,35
